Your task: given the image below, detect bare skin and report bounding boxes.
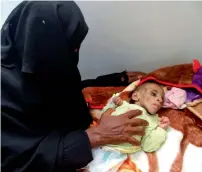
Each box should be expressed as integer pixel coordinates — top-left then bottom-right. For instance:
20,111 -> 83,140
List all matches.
113,82 -> 170,130
86,108 -> 149,148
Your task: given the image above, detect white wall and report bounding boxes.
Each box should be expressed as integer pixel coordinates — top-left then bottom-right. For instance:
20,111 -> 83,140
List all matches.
1,1 -> 202,79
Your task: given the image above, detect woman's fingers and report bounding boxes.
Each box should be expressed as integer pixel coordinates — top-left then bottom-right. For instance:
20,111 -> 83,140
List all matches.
125,110 -> 142,119
102,108 -> 115,116
122,110 -> 148,126
125,136 -> 141,146
98,107 -> 150,146
130,118 -> 149,126
112,135 -> 141,146
127,126 -> 146,136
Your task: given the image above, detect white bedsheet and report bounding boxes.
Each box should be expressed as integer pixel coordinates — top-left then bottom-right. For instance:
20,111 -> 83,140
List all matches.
87,127 -> 202,172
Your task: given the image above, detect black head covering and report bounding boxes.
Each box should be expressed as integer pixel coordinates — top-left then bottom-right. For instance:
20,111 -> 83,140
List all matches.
1,1 -> 92,131
2,1 -> 94,171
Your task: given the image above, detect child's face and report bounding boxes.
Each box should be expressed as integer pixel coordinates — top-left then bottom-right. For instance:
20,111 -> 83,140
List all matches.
132,83 -> 165,114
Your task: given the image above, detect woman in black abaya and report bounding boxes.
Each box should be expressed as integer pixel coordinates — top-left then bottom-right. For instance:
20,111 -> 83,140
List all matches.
1,1 -> 147,172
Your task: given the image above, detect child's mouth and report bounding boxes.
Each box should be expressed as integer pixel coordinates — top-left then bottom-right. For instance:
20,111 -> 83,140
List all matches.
153,104 -> 160,109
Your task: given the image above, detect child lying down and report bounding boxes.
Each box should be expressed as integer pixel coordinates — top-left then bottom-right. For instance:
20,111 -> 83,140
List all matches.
101,81 -> 170,153
86,82 -> 171,171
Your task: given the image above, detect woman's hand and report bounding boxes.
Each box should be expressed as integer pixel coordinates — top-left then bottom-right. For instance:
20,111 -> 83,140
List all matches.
86,108 -> 148,148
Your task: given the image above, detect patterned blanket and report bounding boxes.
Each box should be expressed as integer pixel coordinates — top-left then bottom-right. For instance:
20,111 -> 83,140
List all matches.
82,60 -> 202,172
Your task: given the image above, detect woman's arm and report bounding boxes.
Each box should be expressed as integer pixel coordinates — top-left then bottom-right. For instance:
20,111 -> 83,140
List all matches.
1,124 -> 93,171
58,131 -> 94,170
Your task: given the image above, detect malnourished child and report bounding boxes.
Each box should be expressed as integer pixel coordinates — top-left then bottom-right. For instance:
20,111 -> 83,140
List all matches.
101,82 -> 170,153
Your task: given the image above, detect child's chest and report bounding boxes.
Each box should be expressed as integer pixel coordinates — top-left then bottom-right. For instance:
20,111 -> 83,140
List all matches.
112,102 -> 159,130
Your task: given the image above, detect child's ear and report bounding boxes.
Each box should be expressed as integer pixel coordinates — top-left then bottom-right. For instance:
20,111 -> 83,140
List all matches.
131,91 -> 140,102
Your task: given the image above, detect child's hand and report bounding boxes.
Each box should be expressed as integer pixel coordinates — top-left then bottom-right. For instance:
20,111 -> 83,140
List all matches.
158,116 -> 170,130
113,96 -> 123,106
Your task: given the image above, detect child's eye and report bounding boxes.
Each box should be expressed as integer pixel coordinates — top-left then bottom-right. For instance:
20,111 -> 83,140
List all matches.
151,92 -> 157,96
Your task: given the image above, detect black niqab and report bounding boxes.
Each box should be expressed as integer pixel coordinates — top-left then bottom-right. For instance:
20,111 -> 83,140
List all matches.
1,1 -> 93,171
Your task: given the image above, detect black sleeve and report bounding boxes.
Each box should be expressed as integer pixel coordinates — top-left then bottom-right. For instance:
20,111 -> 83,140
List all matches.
2,126 -> 92,172
35,131 -> 93,171
81,71 -> 129,89
57,131 -> 93,171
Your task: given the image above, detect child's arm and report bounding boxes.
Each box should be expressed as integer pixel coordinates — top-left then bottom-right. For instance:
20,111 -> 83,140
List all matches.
101,101 -> 116,114
101,94 -> 122,113
101,79 -> 140,114
141,126 -> 167,152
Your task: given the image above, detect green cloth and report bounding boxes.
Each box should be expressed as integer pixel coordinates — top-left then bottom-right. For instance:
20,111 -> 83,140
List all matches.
102,101 -> 167,153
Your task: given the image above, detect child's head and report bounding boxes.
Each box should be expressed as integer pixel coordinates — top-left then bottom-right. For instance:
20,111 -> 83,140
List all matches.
131,82 -> 165,114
